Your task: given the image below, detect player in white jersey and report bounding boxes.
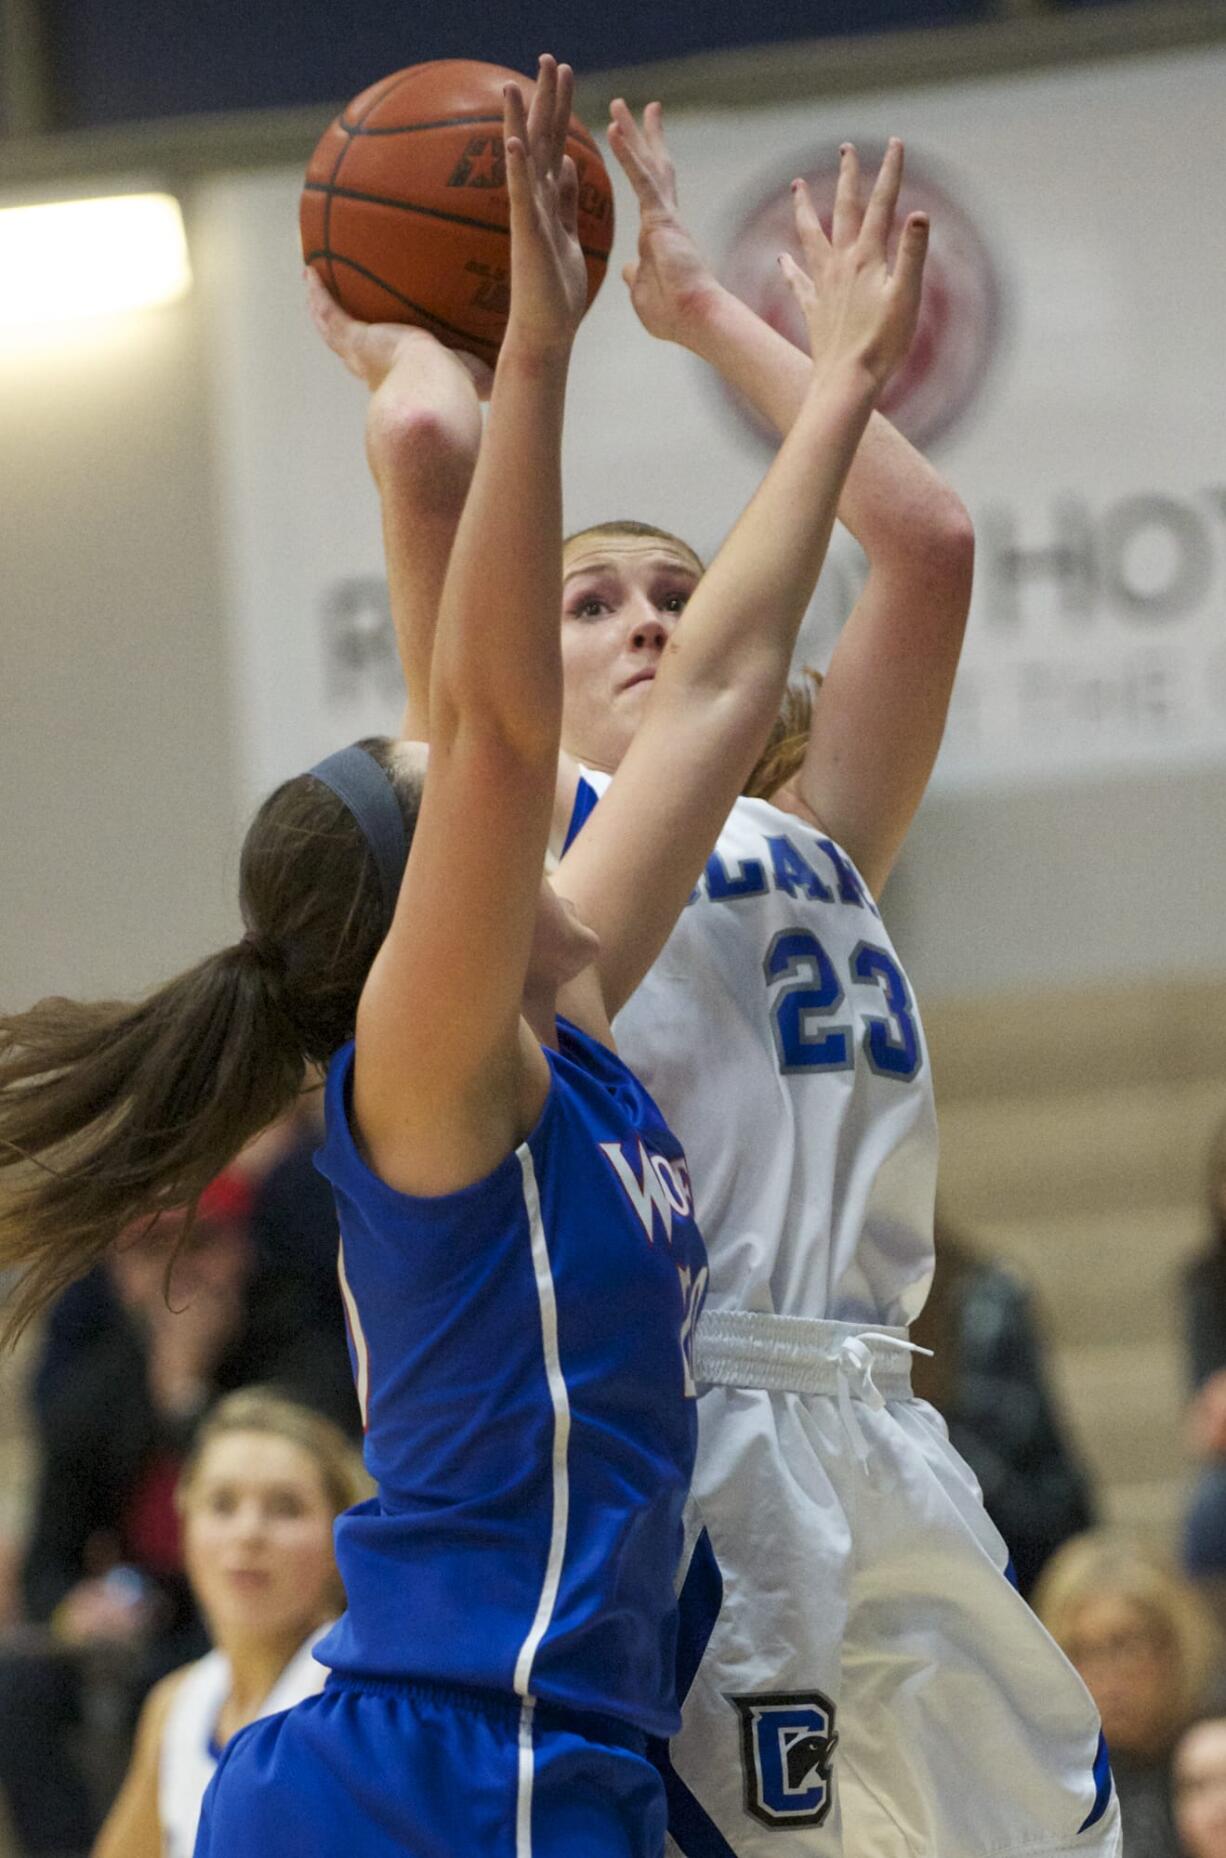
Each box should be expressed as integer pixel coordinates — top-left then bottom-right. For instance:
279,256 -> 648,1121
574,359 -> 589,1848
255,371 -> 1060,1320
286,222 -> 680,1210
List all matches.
92,1391 -> 365,1858
541,106 -> 1118,1858
312,105 -> 1118,1857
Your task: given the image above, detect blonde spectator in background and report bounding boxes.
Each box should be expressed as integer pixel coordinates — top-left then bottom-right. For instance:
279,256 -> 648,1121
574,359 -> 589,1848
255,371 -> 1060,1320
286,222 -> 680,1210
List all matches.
1036,1533 -> 1221,1858
92,1390 -> 367,1858
1173,1717 -> 1226,1858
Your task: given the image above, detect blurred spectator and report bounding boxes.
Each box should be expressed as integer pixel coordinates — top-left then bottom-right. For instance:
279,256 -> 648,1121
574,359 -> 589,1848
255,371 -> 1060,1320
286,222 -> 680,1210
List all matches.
911,1219 -> 1096,1593
33,1105 -> 358,1441
92,1388 -> 367,1858
1181,1115 -> 1226,1588
0,1167 -> 354,1854
1035,1532 -> 1221,1858
1173,1716 -> 1226,1858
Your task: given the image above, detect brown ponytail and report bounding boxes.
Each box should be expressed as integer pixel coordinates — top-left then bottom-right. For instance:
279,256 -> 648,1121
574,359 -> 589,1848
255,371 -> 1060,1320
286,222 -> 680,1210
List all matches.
0,736 -> 418,1344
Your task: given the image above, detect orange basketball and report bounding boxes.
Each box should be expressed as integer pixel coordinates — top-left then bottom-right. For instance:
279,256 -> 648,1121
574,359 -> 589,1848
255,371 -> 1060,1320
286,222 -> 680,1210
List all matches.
300,59 -> 615,362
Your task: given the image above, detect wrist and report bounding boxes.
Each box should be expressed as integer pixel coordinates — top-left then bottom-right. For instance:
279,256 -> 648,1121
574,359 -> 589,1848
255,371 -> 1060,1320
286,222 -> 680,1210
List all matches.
807,354 -> 881,412
496,329 -> 574,379
671,281 -> 746,356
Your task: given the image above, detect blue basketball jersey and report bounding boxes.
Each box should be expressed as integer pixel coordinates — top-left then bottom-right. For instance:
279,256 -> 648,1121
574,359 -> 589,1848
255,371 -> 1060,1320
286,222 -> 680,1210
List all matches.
313,1017 -> 708,1739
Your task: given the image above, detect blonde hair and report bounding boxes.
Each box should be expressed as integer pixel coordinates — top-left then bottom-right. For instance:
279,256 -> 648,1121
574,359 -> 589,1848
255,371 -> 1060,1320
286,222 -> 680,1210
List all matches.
561,521 -> 822,801
177,1387 -> 370,1519
562,518 -> 704,581
743,670 -> 824,801
1033,1532 -> 1220,1725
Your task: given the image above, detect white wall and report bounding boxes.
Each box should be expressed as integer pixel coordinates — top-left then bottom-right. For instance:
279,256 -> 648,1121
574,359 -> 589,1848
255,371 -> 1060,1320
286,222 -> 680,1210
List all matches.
0,276 -> 237,1007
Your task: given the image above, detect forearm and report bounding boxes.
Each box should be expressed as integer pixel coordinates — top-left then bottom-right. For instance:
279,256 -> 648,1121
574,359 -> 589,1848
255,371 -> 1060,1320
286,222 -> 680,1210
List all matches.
680,286 -> 970,567
655,358 -> 876,711
430,338 -> 569,751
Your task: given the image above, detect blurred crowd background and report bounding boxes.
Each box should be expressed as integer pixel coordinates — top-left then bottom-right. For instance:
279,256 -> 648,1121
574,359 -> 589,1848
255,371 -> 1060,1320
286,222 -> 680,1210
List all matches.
2,0 -> 1225,1854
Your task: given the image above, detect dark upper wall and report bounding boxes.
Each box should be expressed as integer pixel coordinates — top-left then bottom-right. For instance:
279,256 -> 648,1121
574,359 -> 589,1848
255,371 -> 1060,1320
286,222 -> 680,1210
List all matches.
44,0 -> 989,128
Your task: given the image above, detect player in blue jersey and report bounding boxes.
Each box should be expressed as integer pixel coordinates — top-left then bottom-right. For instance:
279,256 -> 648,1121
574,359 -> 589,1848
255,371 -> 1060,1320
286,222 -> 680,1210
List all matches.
0,64 -> 929,1858
314,102 -> 1119,1858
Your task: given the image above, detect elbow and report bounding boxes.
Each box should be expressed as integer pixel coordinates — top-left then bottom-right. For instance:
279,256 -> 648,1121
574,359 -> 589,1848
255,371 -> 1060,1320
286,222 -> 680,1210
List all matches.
929,492 -> 976,586
367,406 -> 477,518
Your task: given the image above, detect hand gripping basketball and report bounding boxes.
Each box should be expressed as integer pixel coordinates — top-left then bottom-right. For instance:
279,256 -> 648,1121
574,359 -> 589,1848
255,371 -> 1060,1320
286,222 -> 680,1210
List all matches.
300,57 -> 614,362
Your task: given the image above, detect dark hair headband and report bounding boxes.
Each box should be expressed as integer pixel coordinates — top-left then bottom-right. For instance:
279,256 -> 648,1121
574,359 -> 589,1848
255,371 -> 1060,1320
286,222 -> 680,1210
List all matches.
308,745 -> 408,931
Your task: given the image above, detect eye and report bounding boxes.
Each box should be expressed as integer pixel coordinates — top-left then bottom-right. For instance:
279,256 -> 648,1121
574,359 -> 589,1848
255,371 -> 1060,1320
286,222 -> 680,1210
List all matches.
660,592 -> 691,615
570,597 -> 608,621
266,1492 -> 307,1520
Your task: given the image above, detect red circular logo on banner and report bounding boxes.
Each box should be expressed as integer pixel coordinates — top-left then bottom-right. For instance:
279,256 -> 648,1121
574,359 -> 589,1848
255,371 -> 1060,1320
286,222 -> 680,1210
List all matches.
719,144 -> 1002,452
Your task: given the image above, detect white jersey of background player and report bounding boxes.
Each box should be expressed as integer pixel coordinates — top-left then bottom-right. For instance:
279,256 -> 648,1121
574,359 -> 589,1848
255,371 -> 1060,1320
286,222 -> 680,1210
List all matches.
314,104 -> 1120,1858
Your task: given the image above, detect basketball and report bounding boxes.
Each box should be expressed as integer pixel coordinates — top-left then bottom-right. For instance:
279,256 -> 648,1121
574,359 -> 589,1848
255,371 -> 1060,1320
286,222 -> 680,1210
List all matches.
300,60 -> 615,361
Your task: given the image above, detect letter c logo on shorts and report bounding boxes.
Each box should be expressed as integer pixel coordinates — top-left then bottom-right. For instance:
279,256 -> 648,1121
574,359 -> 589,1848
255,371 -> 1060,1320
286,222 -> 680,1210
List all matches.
728,1691 -> 838,1828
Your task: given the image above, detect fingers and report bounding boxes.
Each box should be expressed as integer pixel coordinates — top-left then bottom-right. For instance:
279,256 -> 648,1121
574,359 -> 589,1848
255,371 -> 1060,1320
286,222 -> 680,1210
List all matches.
305,266 -> 344,343
791,178 -> 829,275
778,249 -> 815,311
305,266 -> 364,375
606,99 -> 665,209
557,153 -> 579,239
503,91 -> 534,243
831,144 -> 863,249
861,136 -> 904,254
524,55 -> 573,181
642,100 -> 668,161
551,63 -> 574,178
503,80 -> 530,157
525,54 -> 557,170
889,210 -> 929,319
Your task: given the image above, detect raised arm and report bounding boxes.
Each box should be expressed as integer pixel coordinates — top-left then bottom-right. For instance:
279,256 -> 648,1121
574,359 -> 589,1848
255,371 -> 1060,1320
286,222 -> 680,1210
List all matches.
307,279 -> 491,741
555,142 -> 929,1016
351,59 -> 589,1195
608,103 -> 973,894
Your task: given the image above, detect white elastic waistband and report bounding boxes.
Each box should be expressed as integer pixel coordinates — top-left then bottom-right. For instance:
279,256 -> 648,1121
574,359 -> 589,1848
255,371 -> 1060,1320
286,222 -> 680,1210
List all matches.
693,1309 -> 923,1400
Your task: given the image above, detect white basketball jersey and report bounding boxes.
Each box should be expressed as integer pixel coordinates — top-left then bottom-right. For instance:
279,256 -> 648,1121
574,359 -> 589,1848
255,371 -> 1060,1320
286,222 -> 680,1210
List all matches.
159,1623 -> 332,1858
578,775 -> 937,1326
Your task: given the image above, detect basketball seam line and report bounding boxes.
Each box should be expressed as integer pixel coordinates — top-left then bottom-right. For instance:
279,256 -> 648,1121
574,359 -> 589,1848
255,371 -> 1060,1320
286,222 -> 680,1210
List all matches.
325,65 -> 428,288
334,110 -> 599,155
303,180 -> 610,263
301,250 -> 501,353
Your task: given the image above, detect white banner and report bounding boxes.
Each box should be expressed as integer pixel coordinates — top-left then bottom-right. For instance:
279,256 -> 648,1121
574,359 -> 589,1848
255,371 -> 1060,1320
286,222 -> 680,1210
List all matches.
197,46 -> 1226,810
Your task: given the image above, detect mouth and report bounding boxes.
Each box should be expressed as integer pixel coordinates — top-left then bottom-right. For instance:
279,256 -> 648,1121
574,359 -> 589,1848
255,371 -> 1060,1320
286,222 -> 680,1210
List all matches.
620,668 -> 657,694
223,1568 -> 271,1589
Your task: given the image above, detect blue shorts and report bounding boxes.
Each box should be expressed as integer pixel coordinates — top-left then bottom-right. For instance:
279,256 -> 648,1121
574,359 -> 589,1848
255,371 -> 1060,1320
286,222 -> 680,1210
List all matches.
194,1673 -> 666,1858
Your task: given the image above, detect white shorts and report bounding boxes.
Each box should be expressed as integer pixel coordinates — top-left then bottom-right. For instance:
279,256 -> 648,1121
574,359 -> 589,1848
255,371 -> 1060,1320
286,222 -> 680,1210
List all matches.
662,1312 -> 1121,1858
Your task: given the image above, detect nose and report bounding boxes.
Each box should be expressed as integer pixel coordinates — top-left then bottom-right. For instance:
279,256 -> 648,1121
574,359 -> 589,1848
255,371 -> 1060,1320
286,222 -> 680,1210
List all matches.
626,597 -> 670,652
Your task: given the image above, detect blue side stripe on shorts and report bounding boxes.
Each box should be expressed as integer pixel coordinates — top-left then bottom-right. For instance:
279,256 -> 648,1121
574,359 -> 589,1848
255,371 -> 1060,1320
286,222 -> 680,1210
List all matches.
675,1530 -> 723,1701
1003,1555 -> 1020,1591
1078,1731 -> 1113,1833
648,1530 -> 736,1858
562,775 -> 600,855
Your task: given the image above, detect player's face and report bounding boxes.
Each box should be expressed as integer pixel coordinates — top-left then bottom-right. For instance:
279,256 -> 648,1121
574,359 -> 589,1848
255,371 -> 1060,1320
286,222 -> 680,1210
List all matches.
560,538 -> 701,771
1175,1720 -> 1226,1858
183,1431 -> 339,1646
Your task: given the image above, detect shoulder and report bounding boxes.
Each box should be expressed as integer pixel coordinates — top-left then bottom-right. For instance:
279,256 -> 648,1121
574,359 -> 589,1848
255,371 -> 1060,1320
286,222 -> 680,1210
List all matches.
132,1664 -> 194,1764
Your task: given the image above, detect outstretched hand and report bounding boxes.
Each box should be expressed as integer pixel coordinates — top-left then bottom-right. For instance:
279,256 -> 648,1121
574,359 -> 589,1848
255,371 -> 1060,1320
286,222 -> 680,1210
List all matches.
606,98 -> 717,343
781,141 -> 928,392
503,56 -> 588,354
